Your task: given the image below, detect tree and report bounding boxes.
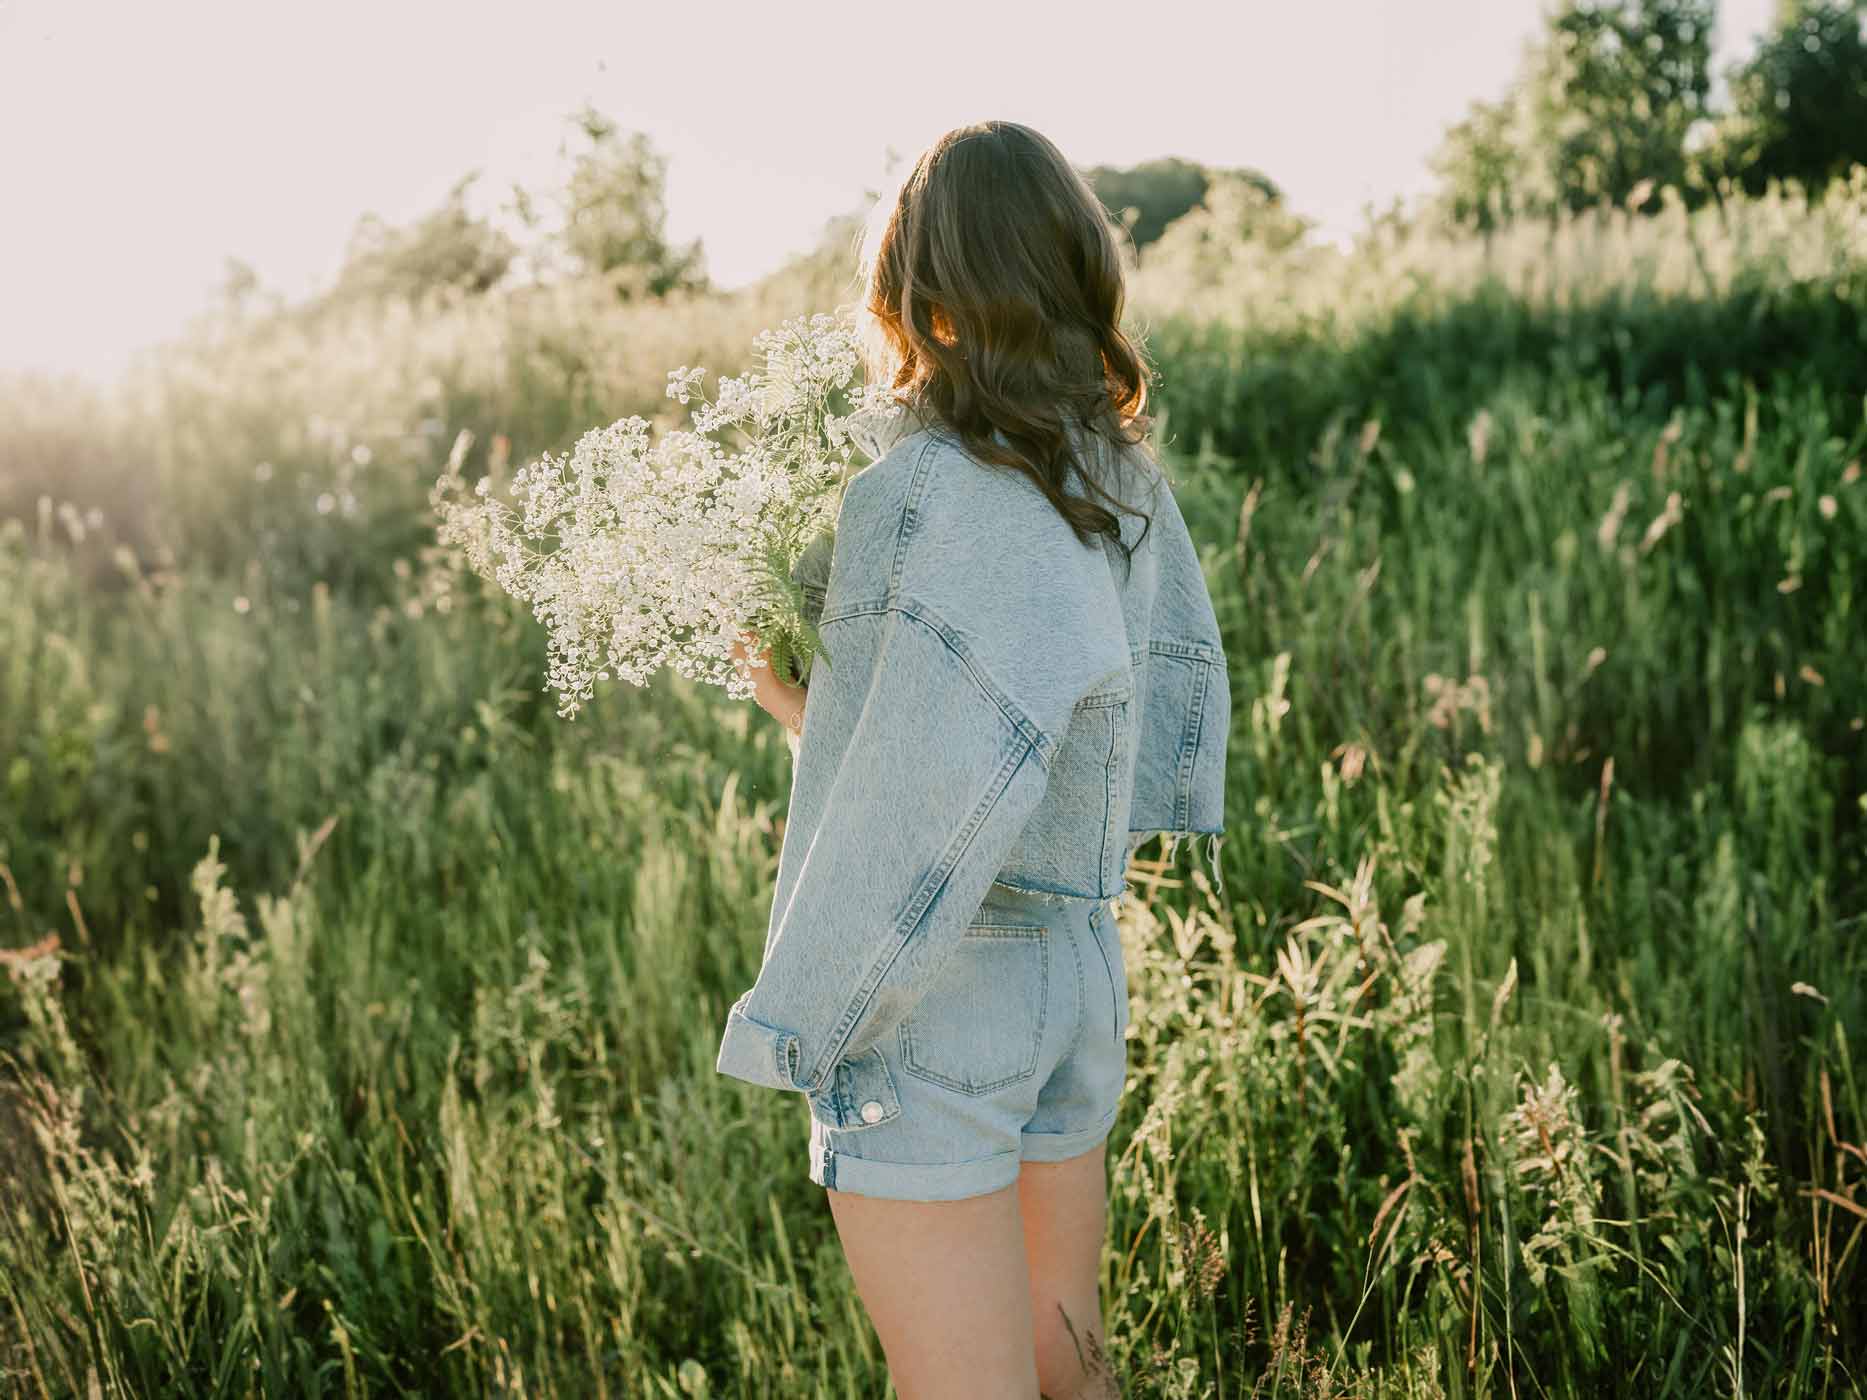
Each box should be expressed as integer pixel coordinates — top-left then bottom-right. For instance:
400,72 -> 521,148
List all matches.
539,105 -> 706,300
1431,0 -> 1716,223
1081,157 -> 1283,251
330,172 -> 517,303
1532,0 -> 1715,210
209,256 -> 284,322
1431,93 -> 1531,231
1714,0 -> 1867,194
1129,172 -> 1318,301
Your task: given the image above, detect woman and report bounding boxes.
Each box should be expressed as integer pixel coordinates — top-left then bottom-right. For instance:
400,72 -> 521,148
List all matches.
720,120 -> 1230,1399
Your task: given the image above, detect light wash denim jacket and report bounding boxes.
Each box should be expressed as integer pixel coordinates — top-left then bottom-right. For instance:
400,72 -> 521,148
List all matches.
714,421 -> 1230,1122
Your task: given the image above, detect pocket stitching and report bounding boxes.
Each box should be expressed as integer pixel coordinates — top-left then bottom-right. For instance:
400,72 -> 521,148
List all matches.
898,924 -> 1048,1095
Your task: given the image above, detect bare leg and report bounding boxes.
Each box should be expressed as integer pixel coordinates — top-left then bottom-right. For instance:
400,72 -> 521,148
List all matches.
825,1178 -> 1041,1399
1019,1139 -> 1121,1399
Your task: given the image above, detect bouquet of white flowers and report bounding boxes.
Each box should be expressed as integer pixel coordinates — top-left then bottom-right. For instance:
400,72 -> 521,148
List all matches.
431,310 -> 904,720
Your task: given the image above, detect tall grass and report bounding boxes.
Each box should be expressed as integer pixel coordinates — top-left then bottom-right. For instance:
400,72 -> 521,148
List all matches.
2,177 -> 1864,1395
1134,172 -> 1867,492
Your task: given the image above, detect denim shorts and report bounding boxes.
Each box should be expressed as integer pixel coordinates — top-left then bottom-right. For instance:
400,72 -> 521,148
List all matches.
805,882 -> 1131,1201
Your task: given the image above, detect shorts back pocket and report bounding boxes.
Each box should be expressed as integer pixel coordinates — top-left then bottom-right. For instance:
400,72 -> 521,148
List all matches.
897,922 -> 1048,1095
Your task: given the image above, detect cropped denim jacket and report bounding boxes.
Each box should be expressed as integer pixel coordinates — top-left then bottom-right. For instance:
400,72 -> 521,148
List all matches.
714,423 -> 1230,1120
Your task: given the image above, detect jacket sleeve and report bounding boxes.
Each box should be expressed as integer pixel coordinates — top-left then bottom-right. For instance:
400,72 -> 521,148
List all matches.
714,599 -> 1055,1100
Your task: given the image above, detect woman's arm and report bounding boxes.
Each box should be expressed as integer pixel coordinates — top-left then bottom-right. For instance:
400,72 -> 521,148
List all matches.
715,599 -> 1055,1098
730,633 -> 806,739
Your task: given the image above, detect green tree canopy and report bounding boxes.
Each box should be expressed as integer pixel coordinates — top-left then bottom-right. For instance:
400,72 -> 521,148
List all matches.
1082,157 -> 1283,250
1431,93 -> 1530,230
1139,170 -> 1315,285
1535,0 -> 1715,209
533,105 -> 707,300
1714,0 -> 1867,194
329,172 -> 517,303
1432,0 -> 1716,225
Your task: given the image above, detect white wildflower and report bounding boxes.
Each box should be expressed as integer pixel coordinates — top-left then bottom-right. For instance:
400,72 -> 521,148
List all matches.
665,365 -> 705,403
433,309 -> 903,719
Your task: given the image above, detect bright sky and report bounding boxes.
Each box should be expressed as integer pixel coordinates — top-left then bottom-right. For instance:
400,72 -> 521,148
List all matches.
1,0 -> 1776,386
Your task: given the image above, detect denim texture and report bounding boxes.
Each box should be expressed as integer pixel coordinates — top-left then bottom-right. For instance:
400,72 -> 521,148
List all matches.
804,882 -> 1131,1201
714,424 -> 1230,1108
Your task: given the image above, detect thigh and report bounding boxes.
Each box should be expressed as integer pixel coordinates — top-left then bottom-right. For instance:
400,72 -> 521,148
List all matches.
1018,1139 -> 1120,1400
826,1180 -> 1041,1400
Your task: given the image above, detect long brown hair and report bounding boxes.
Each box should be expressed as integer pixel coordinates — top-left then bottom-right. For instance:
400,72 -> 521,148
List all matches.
856,120 -> 1158,575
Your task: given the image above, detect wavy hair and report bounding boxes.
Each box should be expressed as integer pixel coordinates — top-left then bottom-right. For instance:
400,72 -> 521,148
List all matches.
855,120 -> 1158,575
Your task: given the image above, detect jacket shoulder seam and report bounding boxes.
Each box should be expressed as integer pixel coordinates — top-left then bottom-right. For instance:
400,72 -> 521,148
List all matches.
894,600 -> 1055,764
816,600 -> 1056,766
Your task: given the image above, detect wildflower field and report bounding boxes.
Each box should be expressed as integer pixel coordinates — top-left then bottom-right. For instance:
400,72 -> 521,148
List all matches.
2,180 -> 1864,1397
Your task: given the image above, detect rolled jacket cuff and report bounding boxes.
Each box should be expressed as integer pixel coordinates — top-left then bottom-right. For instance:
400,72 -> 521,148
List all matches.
715,994 -> 808,1093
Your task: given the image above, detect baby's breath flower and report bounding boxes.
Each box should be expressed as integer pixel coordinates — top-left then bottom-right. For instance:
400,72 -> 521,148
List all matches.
666,365 -> 705,403
433,309 -> 902,718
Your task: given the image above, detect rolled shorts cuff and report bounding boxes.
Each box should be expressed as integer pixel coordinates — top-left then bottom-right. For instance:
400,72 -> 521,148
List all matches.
1019,1102 -> 1120,1163
808,1140 -> 1023,1201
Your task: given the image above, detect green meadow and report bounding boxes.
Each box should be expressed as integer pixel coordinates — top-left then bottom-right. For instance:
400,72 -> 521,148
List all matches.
2,178 -> 1864,1395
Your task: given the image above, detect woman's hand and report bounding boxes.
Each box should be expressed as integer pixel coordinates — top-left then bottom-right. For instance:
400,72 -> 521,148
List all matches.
729,631 -> 808,738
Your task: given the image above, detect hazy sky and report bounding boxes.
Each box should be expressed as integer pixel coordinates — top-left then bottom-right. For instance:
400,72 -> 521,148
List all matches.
2,0 -> 1776,385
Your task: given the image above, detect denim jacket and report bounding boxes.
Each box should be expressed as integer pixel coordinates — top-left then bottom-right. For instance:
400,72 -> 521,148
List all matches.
714,422 -> 1230,1116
